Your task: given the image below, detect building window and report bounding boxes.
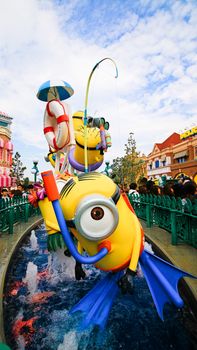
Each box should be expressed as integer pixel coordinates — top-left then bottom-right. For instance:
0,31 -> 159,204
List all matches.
0,148 -> 2,160
162,160 -> 166,167
177,157 -> 186,163
155,160 -> 159,168
149,164 -> 152,170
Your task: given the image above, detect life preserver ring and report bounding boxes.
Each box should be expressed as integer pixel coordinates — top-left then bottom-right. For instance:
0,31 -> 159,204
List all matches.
43,99 -> 70,150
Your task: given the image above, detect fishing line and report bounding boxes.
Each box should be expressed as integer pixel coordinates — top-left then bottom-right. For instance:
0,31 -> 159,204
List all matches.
84,58 -> 118,173
110,63 -> 122,183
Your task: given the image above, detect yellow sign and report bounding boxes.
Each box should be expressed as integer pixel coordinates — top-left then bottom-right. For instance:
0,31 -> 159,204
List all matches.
180,126 -> 197,140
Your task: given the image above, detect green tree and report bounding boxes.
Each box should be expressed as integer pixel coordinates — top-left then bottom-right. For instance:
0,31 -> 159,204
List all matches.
111,132 -> 145,185
10,152 -> 27,183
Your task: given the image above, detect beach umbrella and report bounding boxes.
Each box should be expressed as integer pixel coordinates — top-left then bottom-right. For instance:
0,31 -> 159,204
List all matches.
37,80 -> 74,101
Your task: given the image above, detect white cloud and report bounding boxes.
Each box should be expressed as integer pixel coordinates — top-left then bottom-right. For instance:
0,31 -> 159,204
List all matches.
0,0 -> 196,178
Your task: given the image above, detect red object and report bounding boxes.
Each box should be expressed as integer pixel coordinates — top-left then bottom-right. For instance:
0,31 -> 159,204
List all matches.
41,171 -> 60,201
57,114 -> 69,123
154,132 -> 181,151
140,227 -> 145,255
12,316 -> 38,345
28,193 -> 38,207
43,126 -> 54,134
98,240 -> 111,253
122,192 -> 135,213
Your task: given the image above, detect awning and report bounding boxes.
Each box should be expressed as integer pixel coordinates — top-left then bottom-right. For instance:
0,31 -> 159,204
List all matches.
173,151 -> 188,159
0,138 -> 4,148
5,141 -> 13,151
0,175 -> 11,188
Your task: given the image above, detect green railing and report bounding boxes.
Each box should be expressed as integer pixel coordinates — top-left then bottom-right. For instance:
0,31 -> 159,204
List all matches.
128,193 -> 197,248
0,197 -> 40,235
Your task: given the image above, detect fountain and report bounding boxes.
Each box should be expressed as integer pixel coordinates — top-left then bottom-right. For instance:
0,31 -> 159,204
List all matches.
3,226 -> 196,350
23,262 -> 38,296
29,230 -> 38,251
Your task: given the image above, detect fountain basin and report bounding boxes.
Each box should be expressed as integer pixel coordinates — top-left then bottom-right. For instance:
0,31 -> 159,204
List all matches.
0,217 -> 43,343
2,226 -> 197,350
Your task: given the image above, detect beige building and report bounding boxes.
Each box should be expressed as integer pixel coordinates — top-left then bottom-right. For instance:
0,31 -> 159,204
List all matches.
147,129 -> 197,184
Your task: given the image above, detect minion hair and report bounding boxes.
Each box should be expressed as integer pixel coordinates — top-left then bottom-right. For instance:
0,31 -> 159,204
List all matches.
78,172 -> 102,182
60,178 -> 76,198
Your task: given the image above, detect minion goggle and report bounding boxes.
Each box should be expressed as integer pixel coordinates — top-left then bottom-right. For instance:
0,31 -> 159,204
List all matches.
66,187 -> 120,241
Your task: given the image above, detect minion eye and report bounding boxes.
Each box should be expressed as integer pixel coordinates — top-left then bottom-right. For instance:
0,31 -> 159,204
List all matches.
91,207 -> 104,220
74,195 -> 119,241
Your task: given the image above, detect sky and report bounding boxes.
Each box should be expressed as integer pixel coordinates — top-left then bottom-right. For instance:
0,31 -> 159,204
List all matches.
0,0 -> 196,180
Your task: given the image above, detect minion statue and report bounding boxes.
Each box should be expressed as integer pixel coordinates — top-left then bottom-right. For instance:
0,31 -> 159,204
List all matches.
38,170 -> 195,329
35,68 -> 196,330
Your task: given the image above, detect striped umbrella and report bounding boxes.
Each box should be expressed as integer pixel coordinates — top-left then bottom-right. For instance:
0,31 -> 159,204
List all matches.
37,80 -> 74,101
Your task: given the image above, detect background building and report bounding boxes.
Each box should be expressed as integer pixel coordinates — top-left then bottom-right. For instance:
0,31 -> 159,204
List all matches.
171,126 -> 197,182
147,127 -> 197,184
0,111 -> 14,188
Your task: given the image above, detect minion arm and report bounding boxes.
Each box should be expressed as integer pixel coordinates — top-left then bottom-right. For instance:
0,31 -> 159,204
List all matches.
128,224 -> 142,273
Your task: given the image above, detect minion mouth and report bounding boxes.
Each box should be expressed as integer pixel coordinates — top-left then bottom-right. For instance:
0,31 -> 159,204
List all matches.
76,140 -> 98,151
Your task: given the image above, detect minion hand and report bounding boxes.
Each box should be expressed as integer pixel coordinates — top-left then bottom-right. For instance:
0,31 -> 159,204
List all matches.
75,261 -> 86,280
117,269 -> 136,295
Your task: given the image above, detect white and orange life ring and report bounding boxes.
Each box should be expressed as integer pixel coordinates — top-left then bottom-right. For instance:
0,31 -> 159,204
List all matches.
43,99 -> 71,150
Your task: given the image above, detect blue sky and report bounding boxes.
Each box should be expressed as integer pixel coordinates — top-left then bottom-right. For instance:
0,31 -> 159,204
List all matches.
0,0 -> 196,179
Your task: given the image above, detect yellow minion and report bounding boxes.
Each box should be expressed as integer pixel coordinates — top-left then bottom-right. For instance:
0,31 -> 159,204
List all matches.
40,172 -> 144,273
72,110 -> 84,131
40,170 -> 194,327
68,111 -> 105,171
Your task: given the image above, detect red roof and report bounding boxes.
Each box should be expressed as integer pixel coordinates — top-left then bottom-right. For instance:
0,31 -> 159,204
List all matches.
153,132 -> 181,151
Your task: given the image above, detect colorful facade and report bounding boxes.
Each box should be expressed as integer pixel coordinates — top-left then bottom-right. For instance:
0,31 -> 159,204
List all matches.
171,130 -> 197,182
147,129 -> 197,184
0,111 -> 14,188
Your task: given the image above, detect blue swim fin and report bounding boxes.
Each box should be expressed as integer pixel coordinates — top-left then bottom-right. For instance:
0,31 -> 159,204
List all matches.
70,271 -> 123,329
139,250 -> 196,320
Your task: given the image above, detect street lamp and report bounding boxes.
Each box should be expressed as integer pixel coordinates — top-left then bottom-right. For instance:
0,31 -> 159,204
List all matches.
31,159 -> 39,183
104,161 -> 112,177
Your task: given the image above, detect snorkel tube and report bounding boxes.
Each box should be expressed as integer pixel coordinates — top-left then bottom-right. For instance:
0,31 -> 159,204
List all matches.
41,171 -> 109,264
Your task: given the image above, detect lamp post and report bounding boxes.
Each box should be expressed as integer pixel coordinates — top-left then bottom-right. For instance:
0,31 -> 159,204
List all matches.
31,159 -> 39,183
104,161 -> 112,177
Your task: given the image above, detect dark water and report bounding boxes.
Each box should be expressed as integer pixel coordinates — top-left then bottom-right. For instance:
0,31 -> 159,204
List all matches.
3,226 -> 197,350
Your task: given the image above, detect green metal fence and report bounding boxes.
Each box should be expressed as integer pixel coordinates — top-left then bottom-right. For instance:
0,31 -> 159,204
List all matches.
128,193 -> 197,248
0,197 -> 40,235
